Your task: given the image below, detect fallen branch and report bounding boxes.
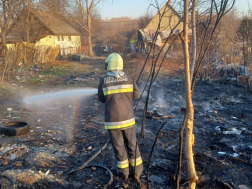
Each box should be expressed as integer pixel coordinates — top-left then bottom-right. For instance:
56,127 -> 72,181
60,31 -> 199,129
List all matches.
152,115 -> 175,120
146,110 -> 175,120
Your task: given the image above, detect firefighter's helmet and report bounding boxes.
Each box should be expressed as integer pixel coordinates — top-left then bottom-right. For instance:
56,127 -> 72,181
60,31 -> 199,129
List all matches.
105,53 -> 123,71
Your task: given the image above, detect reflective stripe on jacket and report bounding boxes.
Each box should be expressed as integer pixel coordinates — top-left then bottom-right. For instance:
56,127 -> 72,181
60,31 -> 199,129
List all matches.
98,74 -> 140,130
103,84 -> 133,95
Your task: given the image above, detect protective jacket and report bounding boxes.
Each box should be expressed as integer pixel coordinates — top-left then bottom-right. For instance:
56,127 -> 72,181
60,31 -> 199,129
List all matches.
98,70 -> 143,177
98,71 -> 140,130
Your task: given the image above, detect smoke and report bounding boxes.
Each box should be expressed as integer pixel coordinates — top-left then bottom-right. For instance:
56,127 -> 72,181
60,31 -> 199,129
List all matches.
200,101 -> 211,111
150,88 -> 186,111
136,81 -> 186,112
151,89 -> 167,109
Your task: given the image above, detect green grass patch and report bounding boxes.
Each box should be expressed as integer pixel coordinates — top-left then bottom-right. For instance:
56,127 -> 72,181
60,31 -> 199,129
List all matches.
0,85 -> 6,92
25,77 -> 43,83
42,68 -> 69,76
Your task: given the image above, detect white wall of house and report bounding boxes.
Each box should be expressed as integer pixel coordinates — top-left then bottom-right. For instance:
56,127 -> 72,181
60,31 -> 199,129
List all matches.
4,35 -> 81,63
35,35 -> 81,57
6,44 -> 16,50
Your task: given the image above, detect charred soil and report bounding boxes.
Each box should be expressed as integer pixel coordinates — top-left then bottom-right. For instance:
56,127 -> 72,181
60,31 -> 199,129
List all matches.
0,56 -> 251,189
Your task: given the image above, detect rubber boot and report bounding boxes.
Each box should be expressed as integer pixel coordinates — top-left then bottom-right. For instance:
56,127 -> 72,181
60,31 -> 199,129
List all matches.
135,173 -> 141,184
124,175 -> 129,180
137,183 -> 147,189
117,169 -> 129,180
135,174 -> 147,189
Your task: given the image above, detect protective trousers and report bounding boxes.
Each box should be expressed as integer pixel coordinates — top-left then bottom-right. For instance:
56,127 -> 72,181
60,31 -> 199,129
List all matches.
108,126 -> 143,177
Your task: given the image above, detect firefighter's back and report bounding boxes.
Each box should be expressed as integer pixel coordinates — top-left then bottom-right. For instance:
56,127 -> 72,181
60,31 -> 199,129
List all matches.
99,74 -> 136,129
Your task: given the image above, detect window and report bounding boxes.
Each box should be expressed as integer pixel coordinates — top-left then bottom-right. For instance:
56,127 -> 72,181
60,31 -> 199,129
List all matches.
68,36 -> 71,41
61,36 -> 64,41
57,36 -> 60,41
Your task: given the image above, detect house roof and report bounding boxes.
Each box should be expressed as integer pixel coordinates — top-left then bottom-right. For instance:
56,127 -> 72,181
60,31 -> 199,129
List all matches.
1,8 -> 82,44
145,2 -> 183,32
138,2 -> 183,46
34,9 -> 81,36
166,3 -> 182,20
138,29 -> 152,42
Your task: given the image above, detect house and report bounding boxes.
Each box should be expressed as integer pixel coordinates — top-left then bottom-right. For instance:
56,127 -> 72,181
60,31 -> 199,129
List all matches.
137,0 -> 183,53
3,9 -> 82,63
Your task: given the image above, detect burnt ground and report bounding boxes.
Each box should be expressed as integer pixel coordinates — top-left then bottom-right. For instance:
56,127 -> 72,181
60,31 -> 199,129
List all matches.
0,56 -> 252,189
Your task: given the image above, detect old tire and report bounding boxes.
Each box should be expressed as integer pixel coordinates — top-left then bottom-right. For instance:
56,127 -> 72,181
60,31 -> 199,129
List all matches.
0,122 -> 29,136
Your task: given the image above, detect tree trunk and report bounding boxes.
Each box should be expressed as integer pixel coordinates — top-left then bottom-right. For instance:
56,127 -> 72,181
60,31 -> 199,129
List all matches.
241,32 -> 246,117
190,0 -> 197,83
26,0 -> 31,43
1,30 -> 8,81
183,0 -> 198,188
1,31 -> 7,63
87,14 -> 94,57
26,23 -> 30,44
24,0 -> 31,65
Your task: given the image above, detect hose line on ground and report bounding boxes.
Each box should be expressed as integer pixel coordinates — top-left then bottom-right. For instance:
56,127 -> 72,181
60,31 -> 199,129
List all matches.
68,140 -> 112,188
68,140 -> 111,174
85,164 -> 113,189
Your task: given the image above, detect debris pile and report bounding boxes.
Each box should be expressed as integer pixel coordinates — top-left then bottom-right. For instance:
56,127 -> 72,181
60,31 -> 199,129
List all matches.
0,144 -> 29,166
1,169 -> 66,188
146,110 -> 175,120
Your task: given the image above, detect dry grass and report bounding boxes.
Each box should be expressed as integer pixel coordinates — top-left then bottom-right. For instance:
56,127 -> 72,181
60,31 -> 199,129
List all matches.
123,52 -> 184,80
33,152 -> 66,167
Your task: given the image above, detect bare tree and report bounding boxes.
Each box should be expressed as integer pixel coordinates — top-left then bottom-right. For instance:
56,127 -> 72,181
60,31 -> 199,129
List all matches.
237,17 -> 252,116
41,0 -> 68,13
24,0 -> 32,43
138,14 -> 152,28
219,11 -> 240,66
177,1 -> 236,189
0,0 -> 24,81
18,0 -> 40,66
94,17 -> 139,47
181,0 -> 198,188
69,0 -> 102,56
137,0 -> 184,138
21,0 -> 40,42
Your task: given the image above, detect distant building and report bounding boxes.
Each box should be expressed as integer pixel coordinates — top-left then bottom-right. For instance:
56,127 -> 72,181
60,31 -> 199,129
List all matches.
1,9 -> 81,62
137,0 -> 183,53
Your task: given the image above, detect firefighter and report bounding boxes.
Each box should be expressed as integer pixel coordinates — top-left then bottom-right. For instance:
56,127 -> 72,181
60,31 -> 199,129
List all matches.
98,53 -> 144,185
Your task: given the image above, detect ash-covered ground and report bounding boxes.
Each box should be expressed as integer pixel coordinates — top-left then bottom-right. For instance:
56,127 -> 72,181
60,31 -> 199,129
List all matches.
0,58 -> 251,189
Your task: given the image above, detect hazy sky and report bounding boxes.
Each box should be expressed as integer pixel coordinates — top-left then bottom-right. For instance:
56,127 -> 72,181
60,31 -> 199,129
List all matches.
97,0 -> 251,19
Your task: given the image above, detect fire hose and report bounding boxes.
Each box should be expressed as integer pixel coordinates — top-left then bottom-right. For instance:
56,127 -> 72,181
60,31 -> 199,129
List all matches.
68,140 -> 112,189
85,164 -> 113,188
0,175 -> 15,189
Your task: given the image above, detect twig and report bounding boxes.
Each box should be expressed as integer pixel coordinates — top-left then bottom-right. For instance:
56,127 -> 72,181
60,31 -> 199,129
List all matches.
176,110 -> 187,189
241,24 -> 246,118
147,121 -> 167,189
139,16 -> 184,137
